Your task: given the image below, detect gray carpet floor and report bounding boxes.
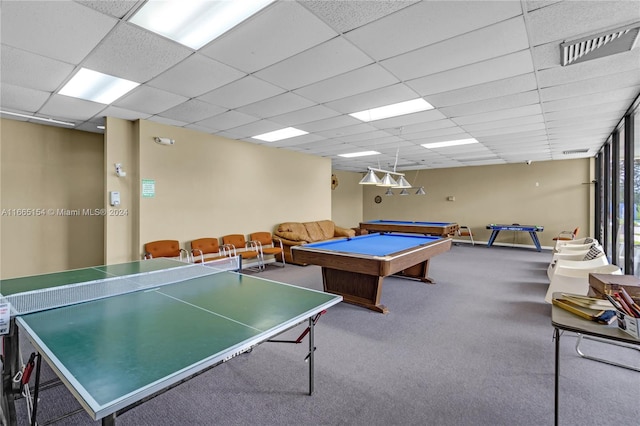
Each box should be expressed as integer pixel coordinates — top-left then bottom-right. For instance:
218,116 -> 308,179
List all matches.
14,244 -> 640,425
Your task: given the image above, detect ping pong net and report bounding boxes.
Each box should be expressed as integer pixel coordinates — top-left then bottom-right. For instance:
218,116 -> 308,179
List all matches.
1,257 -> 241,317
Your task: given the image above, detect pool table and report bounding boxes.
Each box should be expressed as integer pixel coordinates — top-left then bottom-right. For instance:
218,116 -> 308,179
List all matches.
291,233 -> 452,313
359,220 -> 459,237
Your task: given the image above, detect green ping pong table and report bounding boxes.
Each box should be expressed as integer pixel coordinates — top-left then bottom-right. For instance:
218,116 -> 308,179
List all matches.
0,258 -> 342,425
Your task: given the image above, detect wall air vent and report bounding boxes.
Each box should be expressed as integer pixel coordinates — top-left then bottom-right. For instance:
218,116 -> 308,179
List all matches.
560,22 -> 640,66
562,149 -> 589,155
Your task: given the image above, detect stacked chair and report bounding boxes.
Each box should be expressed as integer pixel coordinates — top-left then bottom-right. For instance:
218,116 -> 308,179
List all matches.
545,238 -> 622,303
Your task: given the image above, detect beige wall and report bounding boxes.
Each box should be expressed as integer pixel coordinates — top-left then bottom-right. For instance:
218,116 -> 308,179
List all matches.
1,116 -> 593,277
362,159 -> 592,248
113,119 -> 332,261
330,170 -> 363,229
0,119 -> 104,278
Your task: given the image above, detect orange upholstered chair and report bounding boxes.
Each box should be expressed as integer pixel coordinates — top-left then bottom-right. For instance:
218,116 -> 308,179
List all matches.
190,238 -> 228,264
250,231 -> 285,269
222,234 -> 261,270
143,240 -> 188,261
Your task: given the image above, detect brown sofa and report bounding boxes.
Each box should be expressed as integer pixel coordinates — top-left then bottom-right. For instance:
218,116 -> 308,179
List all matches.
273,220 -> 356,265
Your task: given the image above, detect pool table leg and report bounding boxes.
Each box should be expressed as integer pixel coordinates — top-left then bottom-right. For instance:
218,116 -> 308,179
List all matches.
321,268 -> 388,314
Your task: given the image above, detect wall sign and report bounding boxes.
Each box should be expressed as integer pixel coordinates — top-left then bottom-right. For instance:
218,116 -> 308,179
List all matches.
142,179 -> 155,198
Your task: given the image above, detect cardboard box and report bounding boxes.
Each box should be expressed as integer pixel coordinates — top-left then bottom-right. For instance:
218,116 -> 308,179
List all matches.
589,273 -> 640,301
616,309 -> 640,339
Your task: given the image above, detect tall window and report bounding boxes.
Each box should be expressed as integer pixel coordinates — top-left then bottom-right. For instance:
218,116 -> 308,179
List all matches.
633,110 -> 640,276
618,125 -> 626,269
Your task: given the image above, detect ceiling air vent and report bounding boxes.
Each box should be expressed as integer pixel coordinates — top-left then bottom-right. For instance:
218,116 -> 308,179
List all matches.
560,22 -> 640,66
562,149 -> 589,155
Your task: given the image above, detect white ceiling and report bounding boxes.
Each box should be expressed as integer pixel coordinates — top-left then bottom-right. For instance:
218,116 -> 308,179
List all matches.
1,0 -> 639,172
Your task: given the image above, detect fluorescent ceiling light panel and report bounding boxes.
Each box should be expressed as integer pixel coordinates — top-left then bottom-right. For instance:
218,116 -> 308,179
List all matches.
252,127 -> 308,142
422,138 -> 479,149
339,151 -> 380,158
130,0 -> 274,50
59,68 -> 139,104
349,99 -> 434,122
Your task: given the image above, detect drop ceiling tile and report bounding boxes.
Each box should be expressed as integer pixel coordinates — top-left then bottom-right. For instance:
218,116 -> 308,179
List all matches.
1,1 -> 116,63
316,123 -> 380,139
440,91 -> 540,117
407,50 -> 535,95
0,83 -> 50,113
472,123 -> 547,137
236,92 -> 315,119
397,118 -> 461,135
538,49 -> 640,88
382,17 -> 529,81
546,112 -> 621,128
539,69 -> 640,101
462,114 -> 545,132
1,46 -> 75,92
83,22 -> 192,82
76,1 -> 139,19
426,73 -> 538,108
200,1 -> 337,73
543,86 -> 639,112
544,101 -> 628,121
337,130 -> 399,144
546,117 -> 620,131
196,111 -> 259,131
293,64 -> 400,104
452,104 -> 542,125
158,99 -> 226,123
298,115 -> 362,133
532,41 -> 562,70
113,86 -> 188,115
254,37 -> 373,91
39,94 -> 106,121
527,0 -> 640,46
148,54 -> 245,98
300,0 -> 417,33
197,76 -> 285,109
480,129 -> 549,142
403,126 -> 472,141
324,83 -> 419,114
344,0 -> 522,60
270,105 -> 341,127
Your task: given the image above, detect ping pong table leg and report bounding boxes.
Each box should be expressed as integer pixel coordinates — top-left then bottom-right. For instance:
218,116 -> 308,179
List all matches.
529,231 -> 542,252
102,413 -> 116,426
308,316 -> 314,396
487,230 -> 499,247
